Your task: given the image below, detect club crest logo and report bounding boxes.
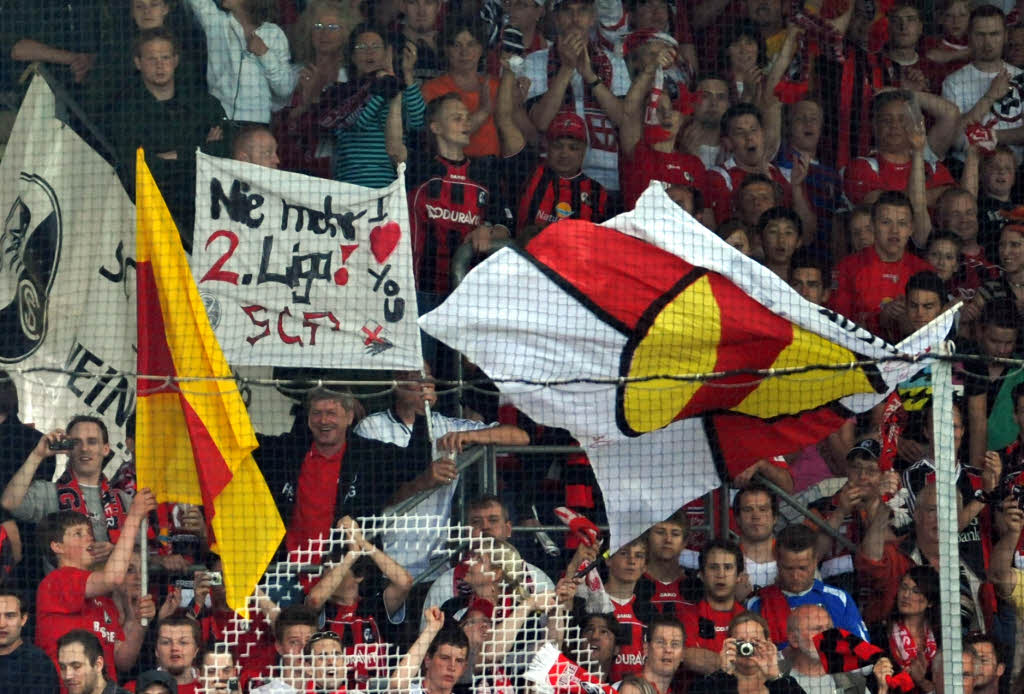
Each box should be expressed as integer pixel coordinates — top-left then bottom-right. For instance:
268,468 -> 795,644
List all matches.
0,173 -> 62,362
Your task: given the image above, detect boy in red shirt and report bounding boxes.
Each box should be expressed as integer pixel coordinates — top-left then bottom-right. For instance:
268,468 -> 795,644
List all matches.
35,487 -> 157,682
830,191 -> 933,337
679,540 -> 746,676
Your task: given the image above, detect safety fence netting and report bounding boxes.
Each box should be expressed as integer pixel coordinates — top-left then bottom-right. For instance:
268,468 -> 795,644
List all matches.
8,0 -> 1024,692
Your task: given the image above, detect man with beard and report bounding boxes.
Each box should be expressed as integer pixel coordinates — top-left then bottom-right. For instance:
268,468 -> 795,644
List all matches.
681,75 -> 731,169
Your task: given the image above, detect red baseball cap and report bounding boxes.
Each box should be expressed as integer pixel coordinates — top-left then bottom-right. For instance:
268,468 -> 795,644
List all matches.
547,112 -> 587,141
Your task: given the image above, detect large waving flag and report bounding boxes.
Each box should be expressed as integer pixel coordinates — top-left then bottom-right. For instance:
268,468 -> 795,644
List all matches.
134,150 -> 285,614
419,185 -> 956,549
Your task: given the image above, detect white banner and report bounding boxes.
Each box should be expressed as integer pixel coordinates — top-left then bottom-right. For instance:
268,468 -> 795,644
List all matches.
0,75 -> 137,469
191,152 -> 421,370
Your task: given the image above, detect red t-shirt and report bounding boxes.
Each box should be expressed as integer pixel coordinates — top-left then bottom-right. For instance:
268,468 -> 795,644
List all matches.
842,153 -> 954,205
620,143 -> 708,210
830,246 -> 933,334
36,566 -> 124,682
610,595 -> 646,682
706,160 -> 792,224
286,443 -> 346,552
679,599 -> 746,652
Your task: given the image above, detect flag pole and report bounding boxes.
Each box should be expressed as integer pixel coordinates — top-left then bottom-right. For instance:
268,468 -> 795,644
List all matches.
139,518 -> 149,627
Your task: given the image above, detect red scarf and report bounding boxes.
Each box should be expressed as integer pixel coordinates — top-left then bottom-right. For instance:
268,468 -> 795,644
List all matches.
56,470 -> 126,542
524,643 -> 617,694
888,621 -> 936,669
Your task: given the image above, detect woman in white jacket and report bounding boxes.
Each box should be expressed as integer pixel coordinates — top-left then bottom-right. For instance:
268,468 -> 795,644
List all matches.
186,0 -> 297,123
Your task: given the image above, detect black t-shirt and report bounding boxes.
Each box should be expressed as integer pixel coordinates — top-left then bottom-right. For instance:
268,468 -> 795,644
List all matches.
0,641 -> 59,694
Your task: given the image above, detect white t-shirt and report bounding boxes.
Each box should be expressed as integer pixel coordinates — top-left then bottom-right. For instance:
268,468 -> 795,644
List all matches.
942,61 -> 1024,160
523,47 -> 631,191
354,411 -> 495,579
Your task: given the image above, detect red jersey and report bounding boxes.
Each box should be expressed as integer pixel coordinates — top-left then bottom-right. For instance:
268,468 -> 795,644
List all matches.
286,443 -> 346,553
830,246 -> 933,334
679,599 -> 746,652
609,595 -> 646,682
515,162 -> 608,230
643,574 -> 690,621
36,567 -> 124,682
842,153 -> 954,205
706,159 -> 792,224
620,143 -> 708,210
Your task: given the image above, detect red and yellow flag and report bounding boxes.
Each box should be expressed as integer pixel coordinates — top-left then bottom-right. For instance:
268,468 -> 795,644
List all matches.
134,150 -> 284,615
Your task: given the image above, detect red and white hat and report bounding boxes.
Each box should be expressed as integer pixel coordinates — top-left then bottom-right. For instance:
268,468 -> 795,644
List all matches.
546,113 -> 587,141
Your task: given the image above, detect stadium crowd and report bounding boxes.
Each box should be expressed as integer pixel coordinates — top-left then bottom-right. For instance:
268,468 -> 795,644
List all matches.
14,0 -> 1024,692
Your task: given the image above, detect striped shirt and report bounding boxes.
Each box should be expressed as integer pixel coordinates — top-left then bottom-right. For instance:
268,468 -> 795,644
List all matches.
333,83 -> 426,188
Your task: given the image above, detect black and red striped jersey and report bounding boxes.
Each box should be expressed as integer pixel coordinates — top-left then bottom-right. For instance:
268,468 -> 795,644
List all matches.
506,148 -> 608,231
407,146 -> 512,294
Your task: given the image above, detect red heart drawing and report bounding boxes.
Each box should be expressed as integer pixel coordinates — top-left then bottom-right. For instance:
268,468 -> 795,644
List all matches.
369,222 -> 401,264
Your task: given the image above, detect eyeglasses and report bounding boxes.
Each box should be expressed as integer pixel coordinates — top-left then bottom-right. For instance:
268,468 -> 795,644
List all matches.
307,631 -> 342,648
313,23 -> 343,31
354,42 -> 385,52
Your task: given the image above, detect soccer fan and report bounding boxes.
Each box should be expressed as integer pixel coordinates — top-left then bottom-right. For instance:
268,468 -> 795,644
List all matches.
254,387 -> 407,554
867,565 -> 939,693
198,647 -> 239,694
244,605 -> 319,692
733,484 -> 780,599
641,513 -> 694,618
773,98 -> 845,249
758,207 -> 802,280
789,251 -> 830,307
626,615 -> 685,694
183,0 -> 295,124
687,612 -> 802,694
0,589 -> 58,693
3,417 -> 133,552
811,438 -> 900,598
400,0 -> 444,82
420,496 -> 555,625
34,490 -> 157,682
944,5 -> 1024,161
964,300 -> 1021,468
495,69 -> 609,232
389,608 -> 468,694
387,91 -> 512,297
57,630 -> 130,694
935,187 -> 997,289
586,538 -> 653,681
923,0 -> 970,83
734,176 -> 783,253
679,540 -> 746,675
781,604 -> 883,692
233,125 -> 280,169
522,0 -> 629,192
302,630 -> 348,694
842,90 -> 955,213
962,222 -> 1024,338
747,524 -> 869,648
423,17 -> 500,158
579,613 -> 620,683
618,39 -> 707,214
856,482 -> 989,629
884,3 -> 941,93
965,144 -> 1017,259
135,671 -> 177,694
964,633 -> 1004,694
707,103 -> 816,236
925,232 -> 960,291
830,191 -> 933,337
303,517 -> 411,683
932,648 -> 977,694
681,75 -> 731,169
132,617 -> 201,694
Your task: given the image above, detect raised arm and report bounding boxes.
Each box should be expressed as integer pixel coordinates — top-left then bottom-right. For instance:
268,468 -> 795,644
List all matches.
85,489 -> 157,598
497,63 -> 526,156
915,90 -> 961,158
620,52 -> 664,158
389,606 -> 446,692
530,37 -> 579,131
857,498 -> 891,562
992,499 -> 1024,600
907,114 -> 932,248
1,431 -> 59,513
